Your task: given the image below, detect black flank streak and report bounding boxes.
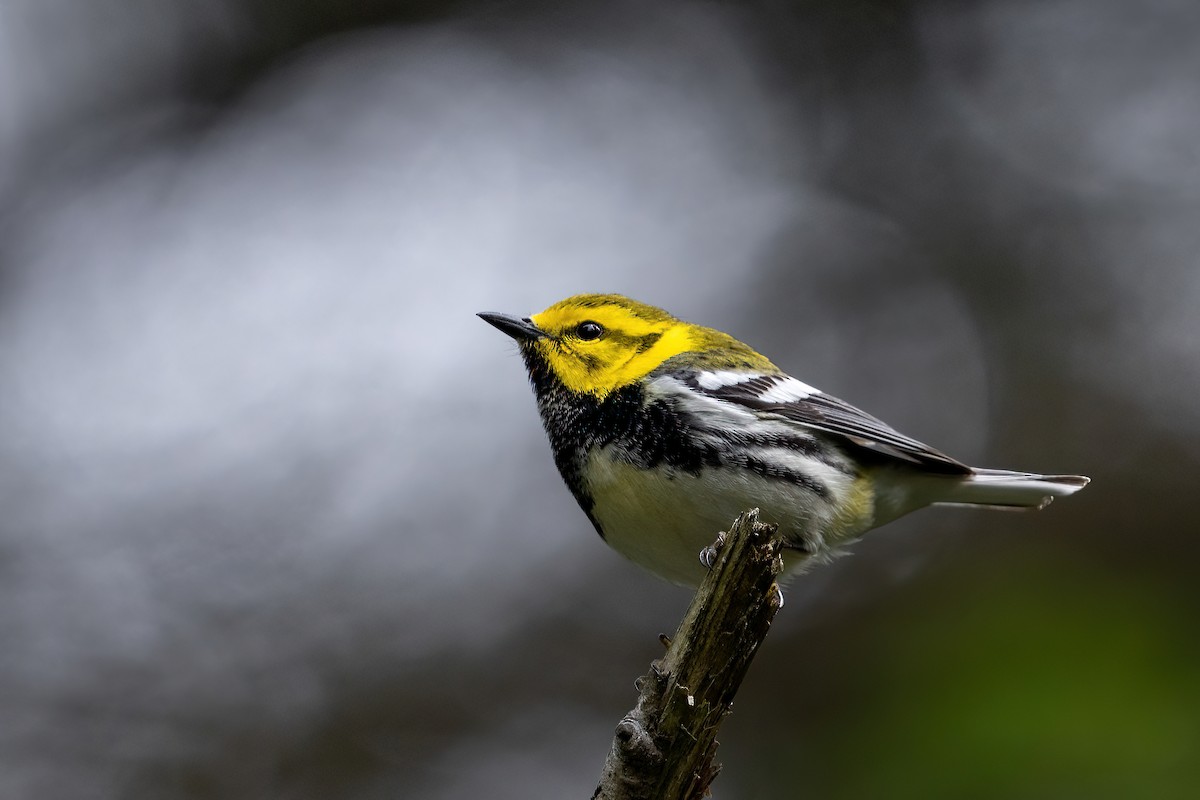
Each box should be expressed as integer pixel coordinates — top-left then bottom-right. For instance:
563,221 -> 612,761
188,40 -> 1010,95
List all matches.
742,456 -> 829,498
734,431 -> 857,476
520,346 -> 834,539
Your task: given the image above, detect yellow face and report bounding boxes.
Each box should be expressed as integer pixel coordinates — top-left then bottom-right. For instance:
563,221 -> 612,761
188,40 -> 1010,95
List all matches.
527,295 -> 705,398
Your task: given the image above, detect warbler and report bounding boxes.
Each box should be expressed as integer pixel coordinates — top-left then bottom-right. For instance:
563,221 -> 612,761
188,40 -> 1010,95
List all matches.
479,294 -> 1090,586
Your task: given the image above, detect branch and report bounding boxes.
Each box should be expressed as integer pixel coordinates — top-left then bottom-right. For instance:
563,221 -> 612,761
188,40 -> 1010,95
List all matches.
592,508 -> 785,800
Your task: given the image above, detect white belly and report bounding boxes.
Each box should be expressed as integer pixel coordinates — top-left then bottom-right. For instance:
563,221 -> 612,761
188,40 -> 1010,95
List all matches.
583,447 -> 872,586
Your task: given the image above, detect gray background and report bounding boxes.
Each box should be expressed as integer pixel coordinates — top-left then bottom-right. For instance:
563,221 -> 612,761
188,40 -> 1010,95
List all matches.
2,1 -> 1198,797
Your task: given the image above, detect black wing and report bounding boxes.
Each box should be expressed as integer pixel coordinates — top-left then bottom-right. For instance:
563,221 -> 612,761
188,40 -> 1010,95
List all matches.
685,372 -> 971,475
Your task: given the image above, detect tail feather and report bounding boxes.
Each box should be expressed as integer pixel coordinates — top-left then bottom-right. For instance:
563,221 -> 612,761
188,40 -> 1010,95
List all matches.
934,469 -> 1090,511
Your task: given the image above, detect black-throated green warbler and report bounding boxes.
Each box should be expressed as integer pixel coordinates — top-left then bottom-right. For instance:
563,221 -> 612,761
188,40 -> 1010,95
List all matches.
480,294 -> 1089,586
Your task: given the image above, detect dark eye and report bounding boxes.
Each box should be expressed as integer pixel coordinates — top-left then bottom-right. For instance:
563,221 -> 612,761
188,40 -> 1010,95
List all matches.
575,321 -> 604,341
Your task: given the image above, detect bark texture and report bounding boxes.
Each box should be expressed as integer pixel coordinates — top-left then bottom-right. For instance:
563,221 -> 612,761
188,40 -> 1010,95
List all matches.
592,509 -> 785,800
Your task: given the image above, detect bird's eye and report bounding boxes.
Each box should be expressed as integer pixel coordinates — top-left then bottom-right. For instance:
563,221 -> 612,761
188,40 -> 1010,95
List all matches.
575,321 -> 604,341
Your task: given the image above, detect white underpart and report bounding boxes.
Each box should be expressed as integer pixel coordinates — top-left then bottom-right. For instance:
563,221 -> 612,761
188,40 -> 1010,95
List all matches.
582,375 -> 867,586
755,375 -> 819,403
585,376 -> 1090,585
585,450 -> 819,585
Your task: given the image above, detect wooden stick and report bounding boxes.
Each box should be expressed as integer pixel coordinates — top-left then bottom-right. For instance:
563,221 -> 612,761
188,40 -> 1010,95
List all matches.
592,509 -> 785,800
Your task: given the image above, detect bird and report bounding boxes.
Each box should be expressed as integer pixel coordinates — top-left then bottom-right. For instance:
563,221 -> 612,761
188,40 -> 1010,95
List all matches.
479,294 -> 1090,586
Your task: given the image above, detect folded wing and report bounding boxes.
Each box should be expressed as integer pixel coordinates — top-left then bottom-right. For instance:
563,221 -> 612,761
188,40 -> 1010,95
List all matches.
684,371 -> 971,475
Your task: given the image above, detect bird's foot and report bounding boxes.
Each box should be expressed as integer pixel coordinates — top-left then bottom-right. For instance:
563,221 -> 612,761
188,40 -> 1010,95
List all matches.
698,531 -> 727,570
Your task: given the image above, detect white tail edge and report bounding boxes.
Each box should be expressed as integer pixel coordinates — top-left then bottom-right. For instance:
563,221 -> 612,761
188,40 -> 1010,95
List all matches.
934,469 -> 1091,510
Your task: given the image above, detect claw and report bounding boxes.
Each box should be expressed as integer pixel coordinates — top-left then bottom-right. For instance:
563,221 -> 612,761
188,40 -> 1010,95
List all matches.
698,531 -> 727,569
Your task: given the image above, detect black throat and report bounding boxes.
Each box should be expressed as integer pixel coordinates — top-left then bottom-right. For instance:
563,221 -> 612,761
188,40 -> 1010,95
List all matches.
519,346 -> 722,536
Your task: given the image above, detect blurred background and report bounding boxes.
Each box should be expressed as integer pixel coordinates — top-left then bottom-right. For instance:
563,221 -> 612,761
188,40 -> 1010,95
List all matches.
2,0 -> 1198,797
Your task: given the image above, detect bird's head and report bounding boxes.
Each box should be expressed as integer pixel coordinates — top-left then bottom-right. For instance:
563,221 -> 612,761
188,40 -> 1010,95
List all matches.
479,294 -> 773,399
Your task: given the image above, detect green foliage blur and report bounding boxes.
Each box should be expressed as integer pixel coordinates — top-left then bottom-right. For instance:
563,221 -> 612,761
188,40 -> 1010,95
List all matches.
728,539 -> 1200,798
